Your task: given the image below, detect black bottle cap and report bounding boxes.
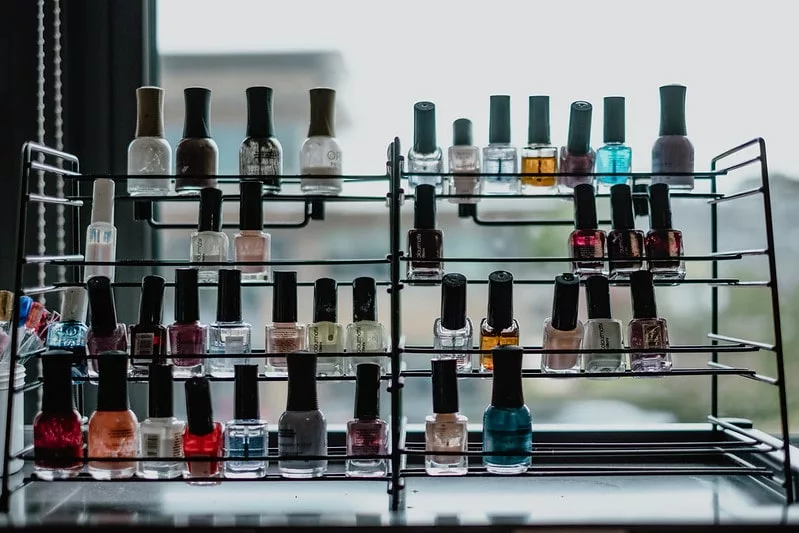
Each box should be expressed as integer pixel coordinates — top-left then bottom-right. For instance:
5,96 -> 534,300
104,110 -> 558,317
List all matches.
354,362 -> 381,419
452,118 -> 473,146
488,95 -> 511,144
313,278 -> 338,323
440,273 -> 467,331
174,268 -> 200,323
566,101 -> 593,155
197,187 -> 223,232
491,346 -> 524,409
239,180 -> 263,231
87,275 -> 118,335
431,358 -> 459,414
308,88 -> 336,137
413,184 -> 437,230
610,184 -> 636,230
413,101 -> 437,154
353,277 -> 378,322
234,364 -> 260,420
603,96 -> 625,143
148,363 -> 174,418
585,275 -> 612,320
632,183 -> 650,218
185,376 -> 215,435
245,86 -> 275,138
659,84 -> 688,136
573,183 -> 598,230
273,270 -> 298,322
286,353 -> 319,411
551,273 -> 580,331
487,270 -> 513,330
630,270 -> 657,319
138,275 -> 165,325
648,183 -> 673,230
97,351 -> 129,412
528,95 -> 551,144
41,351 -> 76,412
216,269 -> 242,322
183,87 -> 212,139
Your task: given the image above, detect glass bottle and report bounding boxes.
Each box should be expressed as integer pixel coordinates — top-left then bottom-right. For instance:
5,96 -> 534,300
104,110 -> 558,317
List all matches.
541,273 -> 584,374
183,377 -> 224,484
83,178 -> 117,282
425,358 -> 468,476
207,269 -> 252,377
479,271 -> 519,373
307,278 -> 344,376
129,275 -> 168,376
569,184 -> 606,277
86,276 -> 128,376
596,96 -> 632,187
482,95 -> 519,194
240,86 -> 282,193
558,101 -> 595,190
651,84 -> 695,189
627,270 -> 671,372
138,364 -> 184,479
407,183 -> 444,282
225,364 -> 268,479
175,87 -> 218,193
300,88 -> 342,195
407,101 -> 443,190
446,118 -> 482,203
46,287 -> 89,379
266,270 -> 307,375
608,184 -> 644,279
235,181 -> 270,281
434,273 -> 473,371
189,187 -> 229,281
127,86 -> 172,196
646,183 -> 685,281
582,275 -> 624,373
168,268 -> 207,377
345,277 -> 387,375
521,95 -> 558,189
346,363 -> 389,477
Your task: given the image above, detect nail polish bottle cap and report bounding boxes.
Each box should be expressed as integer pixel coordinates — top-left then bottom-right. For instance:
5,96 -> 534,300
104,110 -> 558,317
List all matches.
566,101 -> 593,155
41,351 -> 76,412
17,296 -> 32,328
313,277 -> 338,323
491,345 -> 524,409
183,87 -> 212,139
197,186 -> 223,232
648,183 -> 673,230
308,88 -> 336,137
148,363 -> 174,418
185,376 -> 215,435
97,351 -> 130,412
413,183 -> 437,230
286,352 -> 319,411
137,275 -> 165,325
610,184 -> 636,230
551,273 -> 580,331
487,270 -> 513,330
630,270 -> 658,319
135,86 -> 165,138
60,287 -> 88,323
585,275 -> 612,320
603,96 -> 625,143
431,358 -> 459,414
353,276 -> 378,323
90,178 -> 115,225
234,363 -> 260,420
659,84 -> 688,136
632,183 -> 650,218
239,180 -> 263,231
354,362 -> 381,419
0,291 -> 13,322
452,118 -> 473,146
573,183 -> 599,230
216,269 -> 242,322
174,268 -> 200,323
245,86 -> 276,138
87,276 -> 119,335
273,270 -> 298,323
528,95 -> 551,145
489,95 -> 511,144
440,273 -> 467,331
413,101 -> 437,154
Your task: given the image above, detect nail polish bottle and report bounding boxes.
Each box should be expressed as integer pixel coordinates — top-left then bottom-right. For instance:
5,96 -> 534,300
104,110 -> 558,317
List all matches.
627,270 -> 671,372
83,178 -> 117,282
88,352 -> 139,480
434,273 -> 473,371
33,352 -> 83,479
127,86 -> 172,196
407,101 -> 443,190
138,364 -> 185,479
207,269 -> 252,377
266,271 -> 307,375
183,376 -> 224,484
479,271 -> 519,373
86,276 -> 128,376
307,278 -> 344,376
425,358 -> 468,476
582,275 -> 625,374
190,187 -> 229,281
446,118 -> 482,204
541,273 -> 583,374
300,88 -> 343,195
175,87 -> 218,193
483,345 -> 532,474
645,183 -> 685,280
129,275 -> 167,376
346,362 -> 388,478
558,101 -> 595,190
225,364 -> 268,478
482,95 -> 519,194
345,277 -> 387,375
235,181 -> 270,281
608,184 -> 644,279
278,353 -> 328,478
651,84 -> 695,189
46,287 -> 89,378
240,86 -> 282,194
596,96 -> 632,187
521,95 -> 558,189
168,268 -> 207,377
407,183 -> 444,283
569,183 -> 606,277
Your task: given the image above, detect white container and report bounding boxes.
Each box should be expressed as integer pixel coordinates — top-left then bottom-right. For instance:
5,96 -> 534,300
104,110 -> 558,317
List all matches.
0,363 -> 25,476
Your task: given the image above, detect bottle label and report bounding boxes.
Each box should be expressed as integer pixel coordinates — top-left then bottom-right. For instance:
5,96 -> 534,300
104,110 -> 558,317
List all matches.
639,322 -> 666,349
194,236 -> 226,262
310,325 -> 341,353
142,428 -> 184,458
243,156 -> 280,176
350,425 -> 386,456
94,426 -> 137,456
278,427 -> 317,456
134,333 -> 154,355
225,335 -> 245,354
269,328 -> 301,353
408,230 -> 442,269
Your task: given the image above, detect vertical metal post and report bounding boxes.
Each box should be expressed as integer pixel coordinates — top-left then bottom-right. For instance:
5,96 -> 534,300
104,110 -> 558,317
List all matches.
710,170 -> 719,423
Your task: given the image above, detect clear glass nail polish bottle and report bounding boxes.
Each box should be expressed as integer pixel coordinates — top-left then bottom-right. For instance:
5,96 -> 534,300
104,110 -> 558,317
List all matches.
407,183 -> 444,283
183,377 -> 224,484
479,271 -> 519,373
86,276 -> 128,376
307,278 -> 344,376
645,183 -> 685,281
207,269 -> 252,377
129,275 -> 168,376
608,184 -> 644,279
234,181 -> 270,281
168,268 -> 207,377
346,363 -> 388,477
225,364 -> 268,479
240,86 -> 282,194
558,101 -> 595,190
582,275 -> 625,374
446,118 -> 482,203
175,87 -> 218,193
127,86 -> 172,196
425,358 -> 468,476
521,95 -> 558,189
407,101 -> 443,190
541,273 -> 583,374
138,364 -> 184,479
482,95 -> 519,194
627,270 -> 671,372
434,273 -> 473,371
300,88 -> 343,195
46,287 -> 89,378
569,184 -> 606,277
596,96 -> 632,187
84,178 -> 117,282
345,277 -> 387,375
266,271 -> 307,375
190,187 -> 229,281
651,84 -> 695,189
